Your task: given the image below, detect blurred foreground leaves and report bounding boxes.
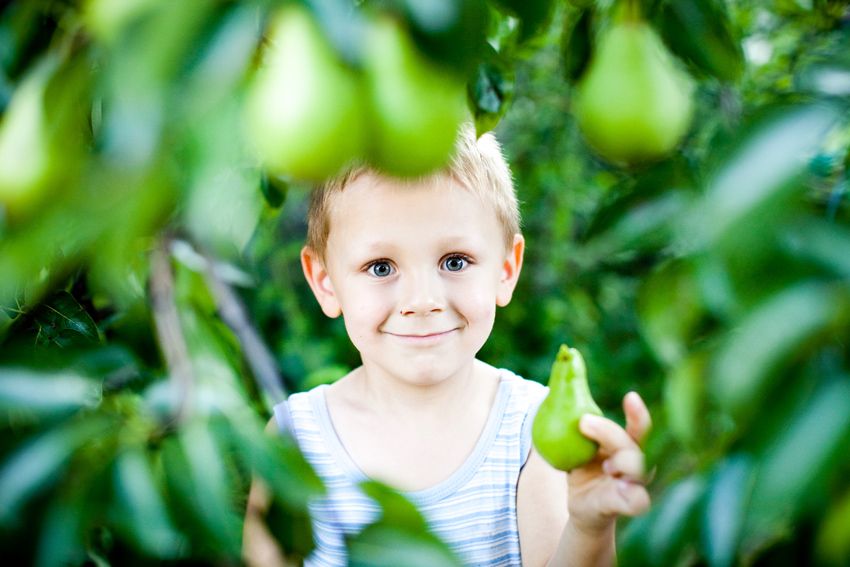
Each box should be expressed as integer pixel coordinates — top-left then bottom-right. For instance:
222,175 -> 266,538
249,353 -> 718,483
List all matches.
1,0 -> 850,565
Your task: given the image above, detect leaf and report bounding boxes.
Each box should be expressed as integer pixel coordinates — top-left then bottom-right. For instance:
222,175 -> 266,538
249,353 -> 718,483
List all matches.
681,103 -> 841,253
0,368 -> 102,416
491,0 -> 556,44
647,475 -> 708,566
0,416 -> 110,525
744,378 -> 850,543
702,454 -> 755,567
664,351 -> 709,448
782,216 -> 850,280
348,524 -> 462,567
265,498 -> 316,563
261,171 -> 288,209
655,0 -> 744,81
467,43 -> 515,136
360,481 -> 428,533
111,446 -> 184,558
35,491 -> 87,567
29,291 -> 100,349
816,487 -> 850,565
177,420 -> 243,557
637,259 -> 703,367
561,8 -> 593,84
709,281 -> 849,415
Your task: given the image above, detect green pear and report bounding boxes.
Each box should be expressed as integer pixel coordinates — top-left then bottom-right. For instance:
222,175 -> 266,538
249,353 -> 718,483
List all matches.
572,2 -> 694,165
532,345 -> 604,471
362,16 -> 468,177
244,6 -> 367,181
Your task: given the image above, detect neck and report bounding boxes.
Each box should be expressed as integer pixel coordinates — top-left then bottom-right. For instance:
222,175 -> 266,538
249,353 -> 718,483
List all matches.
352,359 -> 496,418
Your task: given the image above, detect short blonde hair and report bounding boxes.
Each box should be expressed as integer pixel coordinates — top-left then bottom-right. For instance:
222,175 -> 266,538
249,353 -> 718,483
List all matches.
306,123 -> 520,262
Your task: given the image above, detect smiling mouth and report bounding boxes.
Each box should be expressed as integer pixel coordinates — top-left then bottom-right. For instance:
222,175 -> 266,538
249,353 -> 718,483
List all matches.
386,329 -> 456,342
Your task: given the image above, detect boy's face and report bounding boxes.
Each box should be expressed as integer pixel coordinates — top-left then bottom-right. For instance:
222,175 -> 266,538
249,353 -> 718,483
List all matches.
302,173 -> 524,387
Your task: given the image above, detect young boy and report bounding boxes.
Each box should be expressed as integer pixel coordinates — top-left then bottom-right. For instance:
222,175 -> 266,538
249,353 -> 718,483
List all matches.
243,124 -> 652,567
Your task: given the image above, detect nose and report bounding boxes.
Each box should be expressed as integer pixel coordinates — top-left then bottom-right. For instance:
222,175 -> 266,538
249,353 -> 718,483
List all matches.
398,269 -> 444,316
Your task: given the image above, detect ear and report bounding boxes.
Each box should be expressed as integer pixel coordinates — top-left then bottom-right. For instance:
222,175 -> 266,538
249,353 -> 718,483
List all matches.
301,246 -> 342,318
496,234 -> 525,307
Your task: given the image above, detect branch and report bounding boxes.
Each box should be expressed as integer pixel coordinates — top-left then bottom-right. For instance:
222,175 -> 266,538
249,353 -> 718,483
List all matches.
150,243 -> 194,425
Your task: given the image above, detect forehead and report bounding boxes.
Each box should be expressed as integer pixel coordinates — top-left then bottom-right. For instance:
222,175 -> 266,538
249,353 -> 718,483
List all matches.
324,173 -> 503,251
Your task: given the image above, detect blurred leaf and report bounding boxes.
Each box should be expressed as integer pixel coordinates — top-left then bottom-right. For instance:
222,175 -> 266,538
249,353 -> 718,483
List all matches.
261,172 -> 289,209
782,216 -> 850,280
816,487 -> 850,565
467,43 -> 515,136
360,481 -> 428,533
0,416 -> 111,525
646,475 -> 708,566
111,446 -> 183,558
35,490 -> 87,567
744,377 -> 850,542
655,0 -> 744,81
664,351 -> 709,447
227,417 -> 325,511
29,291 -> 100,349
491,0 -> 556,44
265,498 -> 316,563
561,9 -> 593,84
710,281 -> 849,415
397,0 -> 489,75
0,368 -> 102,416
682,103 -> 842,253
637,259 -> 703,367
348,523 -> 462,567
702,454 -> 755,567
178,420 -> 243,557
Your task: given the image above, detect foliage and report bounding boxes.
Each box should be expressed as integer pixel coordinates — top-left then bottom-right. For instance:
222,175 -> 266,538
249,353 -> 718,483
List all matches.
0,0 -> 849,566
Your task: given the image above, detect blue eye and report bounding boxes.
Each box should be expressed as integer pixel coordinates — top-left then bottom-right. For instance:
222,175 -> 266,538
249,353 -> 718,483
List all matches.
369,261 -> 393,277
443,256 -> 467,272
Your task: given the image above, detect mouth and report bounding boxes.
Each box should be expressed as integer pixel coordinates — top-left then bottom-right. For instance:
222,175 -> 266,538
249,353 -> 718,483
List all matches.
385,329 -> 457,343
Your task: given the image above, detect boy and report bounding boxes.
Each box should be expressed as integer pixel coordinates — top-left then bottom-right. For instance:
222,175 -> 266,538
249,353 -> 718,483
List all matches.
244,124 -> 651,566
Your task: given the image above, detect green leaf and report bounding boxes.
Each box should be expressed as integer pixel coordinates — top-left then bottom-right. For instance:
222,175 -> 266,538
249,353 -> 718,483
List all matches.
0,416 -> 110,525
655,0 -> 744,81
348,524 -> 462,567
646,475 -> 707,566
709,281 -> 850,415
816,487 -> 850,565
744,378 -> 850,542
261,172 -> 289,209
0,368 -> 102,416
178,420 -> 243,557
29,291 -> 100,349
682,103 -> 841,253
664,351 -> 709,448
491,0 -> 556,44
782,217 -> 850,280
360,481 -> 428,533
561,9 -> 593,84
467,43 -> 515,136
702,454 -> 755,567
35,491 -> 87,567
111,446 -> 184,558
265,498 -> 316,563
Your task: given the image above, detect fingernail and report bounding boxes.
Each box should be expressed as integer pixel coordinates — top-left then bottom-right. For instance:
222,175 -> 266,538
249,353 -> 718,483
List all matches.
602,459 -> 613,475
618,480 -> 631,496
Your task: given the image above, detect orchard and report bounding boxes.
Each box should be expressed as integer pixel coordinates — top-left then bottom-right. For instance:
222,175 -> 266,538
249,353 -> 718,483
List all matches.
1,0 -> 849,566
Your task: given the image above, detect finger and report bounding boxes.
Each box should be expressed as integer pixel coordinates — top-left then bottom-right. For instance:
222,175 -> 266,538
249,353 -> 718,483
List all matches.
611,480 -> 651,517
623,391 -> 652,445
579,414 -> 638,455
602,449 -> 646,482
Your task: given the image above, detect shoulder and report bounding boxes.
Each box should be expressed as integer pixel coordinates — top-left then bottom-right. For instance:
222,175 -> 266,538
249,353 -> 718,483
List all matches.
499,368 -> 548,411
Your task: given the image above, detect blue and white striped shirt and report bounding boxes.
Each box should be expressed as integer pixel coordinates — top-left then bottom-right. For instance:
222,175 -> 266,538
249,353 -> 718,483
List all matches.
274,369 -> 548,566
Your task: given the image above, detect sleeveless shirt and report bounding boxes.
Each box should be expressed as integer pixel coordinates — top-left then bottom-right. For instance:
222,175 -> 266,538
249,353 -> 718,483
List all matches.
273,369 -> 548,567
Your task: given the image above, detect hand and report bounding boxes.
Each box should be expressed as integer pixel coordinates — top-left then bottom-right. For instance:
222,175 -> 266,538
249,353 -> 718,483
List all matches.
567,391 -> 652,535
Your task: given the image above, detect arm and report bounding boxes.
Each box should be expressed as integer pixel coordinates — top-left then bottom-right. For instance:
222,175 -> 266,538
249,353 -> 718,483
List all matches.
242,417 -> 289,567
517,392 -> 652,567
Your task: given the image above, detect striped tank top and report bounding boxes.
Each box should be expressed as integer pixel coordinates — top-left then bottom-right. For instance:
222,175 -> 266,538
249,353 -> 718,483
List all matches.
273,369 -> 548,566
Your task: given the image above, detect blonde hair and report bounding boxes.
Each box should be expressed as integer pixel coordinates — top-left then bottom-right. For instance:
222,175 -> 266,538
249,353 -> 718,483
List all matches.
306,123 -> 520,261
